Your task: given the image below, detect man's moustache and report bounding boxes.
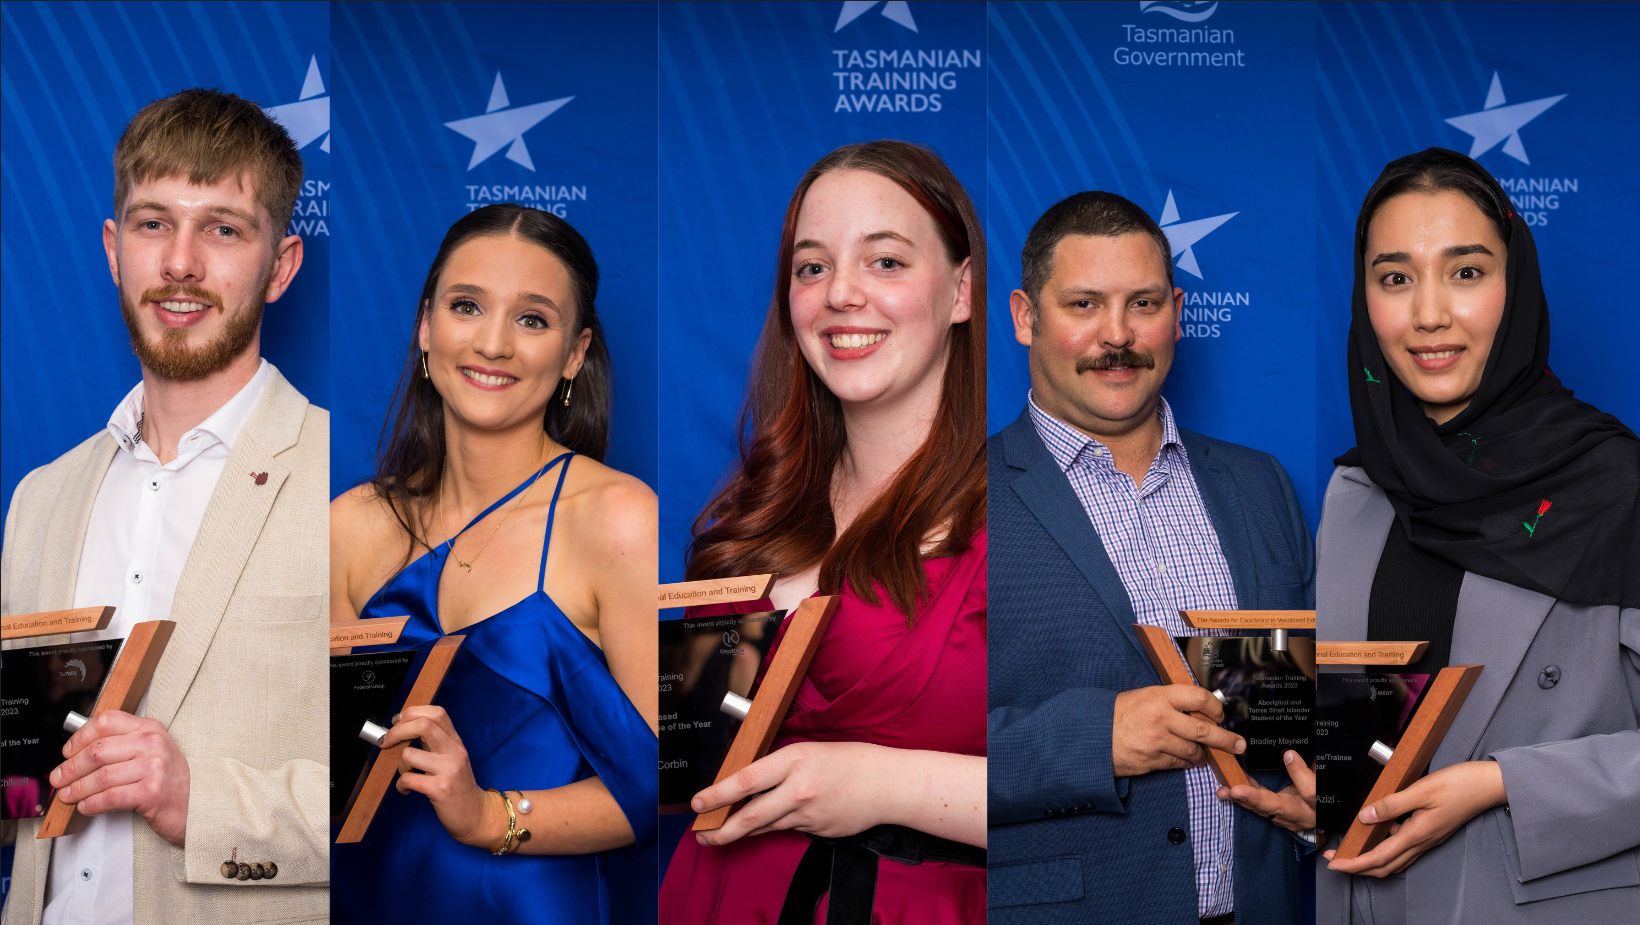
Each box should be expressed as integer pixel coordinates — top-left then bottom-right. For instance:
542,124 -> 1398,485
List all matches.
138,285 -> 222,309
1077,349 -> 1156,373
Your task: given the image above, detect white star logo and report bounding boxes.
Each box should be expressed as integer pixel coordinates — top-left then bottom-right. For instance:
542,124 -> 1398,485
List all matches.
1444,72 -> 1565,165
443,74 -> 572,172
262,56 -> 329,153
1157,191 -> 1237,280
836,1 -> 917,32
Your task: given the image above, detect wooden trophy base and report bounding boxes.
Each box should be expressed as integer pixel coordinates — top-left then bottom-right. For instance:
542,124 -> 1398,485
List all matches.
1132,624 -> 1250,789
1332,664 -> 1483,860
37,620 -> 175,839
692,595 -> 840,831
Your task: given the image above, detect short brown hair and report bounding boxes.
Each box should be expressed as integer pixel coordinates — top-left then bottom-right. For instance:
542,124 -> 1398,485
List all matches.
113,88 -> 304,238
1021,190 -> 1174,303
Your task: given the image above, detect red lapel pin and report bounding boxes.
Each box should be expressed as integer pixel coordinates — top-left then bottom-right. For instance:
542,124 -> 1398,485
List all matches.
251,471 -> 269,486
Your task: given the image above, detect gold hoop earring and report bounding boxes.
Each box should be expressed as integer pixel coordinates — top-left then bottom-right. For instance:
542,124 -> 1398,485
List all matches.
562,378 -> 574,407
421,351 -> 430,379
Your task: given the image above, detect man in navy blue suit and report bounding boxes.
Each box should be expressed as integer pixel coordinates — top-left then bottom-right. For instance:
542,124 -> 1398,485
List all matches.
987,192 -> 1315,925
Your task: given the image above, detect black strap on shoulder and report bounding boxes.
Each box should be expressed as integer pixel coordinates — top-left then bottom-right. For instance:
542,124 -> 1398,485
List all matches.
776,825 -> 985,924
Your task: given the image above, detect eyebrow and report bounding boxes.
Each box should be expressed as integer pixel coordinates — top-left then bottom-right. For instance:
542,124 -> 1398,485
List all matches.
124,200 -> 261,232
1371,243 -> 1495,267
444,283 -> 560,311
792,230 -> 916,252
1057,286 -> 1169,302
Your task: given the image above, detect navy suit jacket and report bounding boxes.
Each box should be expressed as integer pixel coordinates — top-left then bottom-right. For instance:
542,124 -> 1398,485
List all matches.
988,409 -> 1315,925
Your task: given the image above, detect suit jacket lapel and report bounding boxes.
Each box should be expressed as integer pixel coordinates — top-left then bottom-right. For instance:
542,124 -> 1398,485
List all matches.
1002,412 -> 1148,667
25,438 -> 120,647
1436,574 -> 1554,767
1317,467 -> 1391,643
145,371 -> 308,728
1182,434 -> 1256,609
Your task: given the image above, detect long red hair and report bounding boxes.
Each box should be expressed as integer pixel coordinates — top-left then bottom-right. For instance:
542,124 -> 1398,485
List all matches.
686,141 -> 986,618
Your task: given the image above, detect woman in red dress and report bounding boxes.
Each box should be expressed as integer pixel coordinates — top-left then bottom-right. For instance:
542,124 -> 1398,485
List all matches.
659,140 -> 988,923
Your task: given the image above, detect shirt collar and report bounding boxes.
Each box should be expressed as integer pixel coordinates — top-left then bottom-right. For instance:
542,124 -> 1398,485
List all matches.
106,359 -> 273,463
1027,390 -> 1185,473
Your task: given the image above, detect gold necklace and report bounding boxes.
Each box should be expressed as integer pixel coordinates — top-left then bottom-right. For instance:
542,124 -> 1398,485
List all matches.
439,467 -> 541,573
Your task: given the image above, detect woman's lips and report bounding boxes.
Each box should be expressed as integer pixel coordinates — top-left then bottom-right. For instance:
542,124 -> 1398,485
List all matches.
1409,346 -> 1464,372
822,330 -> 887,360
458,366 -> 520,390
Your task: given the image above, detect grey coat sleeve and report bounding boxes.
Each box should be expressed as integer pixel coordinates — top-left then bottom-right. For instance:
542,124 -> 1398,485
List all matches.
1490,606 -> 1640,880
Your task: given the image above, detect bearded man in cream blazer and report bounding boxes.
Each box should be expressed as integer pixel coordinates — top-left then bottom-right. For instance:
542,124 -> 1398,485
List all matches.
2,89 -> 328,925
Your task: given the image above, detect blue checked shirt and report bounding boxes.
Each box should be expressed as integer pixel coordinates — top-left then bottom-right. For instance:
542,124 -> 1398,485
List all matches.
1030,392 -> 1240,918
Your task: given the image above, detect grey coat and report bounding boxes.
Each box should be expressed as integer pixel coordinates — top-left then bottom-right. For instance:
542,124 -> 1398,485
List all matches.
1316,467 -> 1640,925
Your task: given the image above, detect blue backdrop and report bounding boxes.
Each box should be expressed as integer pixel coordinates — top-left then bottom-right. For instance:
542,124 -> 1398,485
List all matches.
657,0 -> 987,586
1315,1 -> 1640,514
654,0 -> 986,877
329,0 -> 658,499
329,3 -> 659,919
0,0 -> 329,534
987,0 -> 1320,525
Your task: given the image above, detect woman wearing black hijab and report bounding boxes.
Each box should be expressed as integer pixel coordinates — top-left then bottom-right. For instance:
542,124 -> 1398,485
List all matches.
1314,148 -> 1640,924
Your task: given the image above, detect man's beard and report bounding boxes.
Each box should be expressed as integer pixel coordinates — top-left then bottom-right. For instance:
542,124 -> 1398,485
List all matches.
1076,347 -> 1156,373
120,274 -> 267,382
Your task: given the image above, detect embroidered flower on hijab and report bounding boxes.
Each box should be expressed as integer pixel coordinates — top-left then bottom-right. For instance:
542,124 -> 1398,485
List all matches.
1523,499 -> 1553,536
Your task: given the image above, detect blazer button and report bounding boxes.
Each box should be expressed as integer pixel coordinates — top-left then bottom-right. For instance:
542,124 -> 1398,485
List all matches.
1538,666 -> 1561,689
1167,827 -> 1187,845
264,861 -> 278,879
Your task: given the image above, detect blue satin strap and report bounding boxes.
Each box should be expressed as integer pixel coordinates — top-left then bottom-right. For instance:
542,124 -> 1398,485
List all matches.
454,451 -> 574,538
537,452 -> 576,590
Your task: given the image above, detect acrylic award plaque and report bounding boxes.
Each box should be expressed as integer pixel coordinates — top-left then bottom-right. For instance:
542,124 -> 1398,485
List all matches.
1317,664 -> 1483,859
332,635 -> 464,843
2,638 -> 123,821
0,617 -> 176,837
658,609 -> 787,808
692,595 -> 840,831
1175,635 -> 1316,771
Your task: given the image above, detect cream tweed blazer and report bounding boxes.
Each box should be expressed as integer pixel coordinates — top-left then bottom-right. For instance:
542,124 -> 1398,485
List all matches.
2,368 -> 328,925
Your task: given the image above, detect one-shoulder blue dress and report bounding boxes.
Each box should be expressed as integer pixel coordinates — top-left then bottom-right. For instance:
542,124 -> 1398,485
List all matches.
332,453 -> 658,924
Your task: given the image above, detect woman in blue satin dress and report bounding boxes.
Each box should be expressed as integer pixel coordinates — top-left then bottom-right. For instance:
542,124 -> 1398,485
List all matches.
330,204 -> 659,923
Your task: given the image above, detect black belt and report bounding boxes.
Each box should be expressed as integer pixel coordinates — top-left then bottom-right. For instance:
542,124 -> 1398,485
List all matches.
777,825 -> 986,925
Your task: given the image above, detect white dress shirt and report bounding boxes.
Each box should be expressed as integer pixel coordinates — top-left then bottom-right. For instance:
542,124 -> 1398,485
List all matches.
43,360 -> 271,925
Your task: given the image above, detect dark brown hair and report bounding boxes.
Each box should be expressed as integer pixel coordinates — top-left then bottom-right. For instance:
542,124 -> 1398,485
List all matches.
113,88 -> 304,236
370,205 -> 612,552
1020,190 -> 1173,307
686,141 -> 987,618
1357,147 -> 1513,255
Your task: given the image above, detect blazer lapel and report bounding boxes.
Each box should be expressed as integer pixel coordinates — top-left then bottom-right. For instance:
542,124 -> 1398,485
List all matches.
1317,467 -> 1391,644
1002,413 -> 1148,667
145,371 -> 308,728
1183,434 -> 1256,609
1436,574 -> 1555,768
16,437 -> 121,649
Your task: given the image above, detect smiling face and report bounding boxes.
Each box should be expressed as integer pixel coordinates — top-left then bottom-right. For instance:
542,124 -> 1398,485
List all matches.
104,172 -> 300,381
787,169 -> 971,413
1013,232 -> 1182,437
1364,190 -> 1508,424
419,234 -> 592,433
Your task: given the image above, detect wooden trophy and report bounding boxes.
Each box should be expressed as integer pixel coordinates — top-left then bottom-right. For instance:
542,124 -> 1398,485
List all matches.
1133,624 -> 1251,788
1329,662 -> 1483,859
658,574 -> 775,609
691,594 -> 840,831
26,619 -> 176,838
1,606 -> 115,640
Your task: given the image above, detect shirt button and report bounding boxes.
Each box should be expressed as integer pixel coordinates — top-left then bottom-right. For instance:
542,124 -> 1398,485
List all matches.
132,572 -> 143,584
148,479 -> 160,491
80,868 -> 92,881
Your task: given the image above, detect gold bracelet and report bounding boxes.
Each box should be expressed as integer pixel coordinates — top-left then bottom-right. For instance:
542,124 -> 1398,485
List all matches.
487,788 -> 518,855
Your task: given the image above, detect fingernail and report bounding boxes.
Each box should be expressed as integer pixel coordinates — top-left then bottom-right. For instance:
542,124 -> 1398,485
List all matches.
1234,738 -> 1246,754
1360,805 -> 1378,824
691,798 -> 704,812
1285,750 -> 1297,764
391,713 -> 401,725
50,768 -> 61,786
